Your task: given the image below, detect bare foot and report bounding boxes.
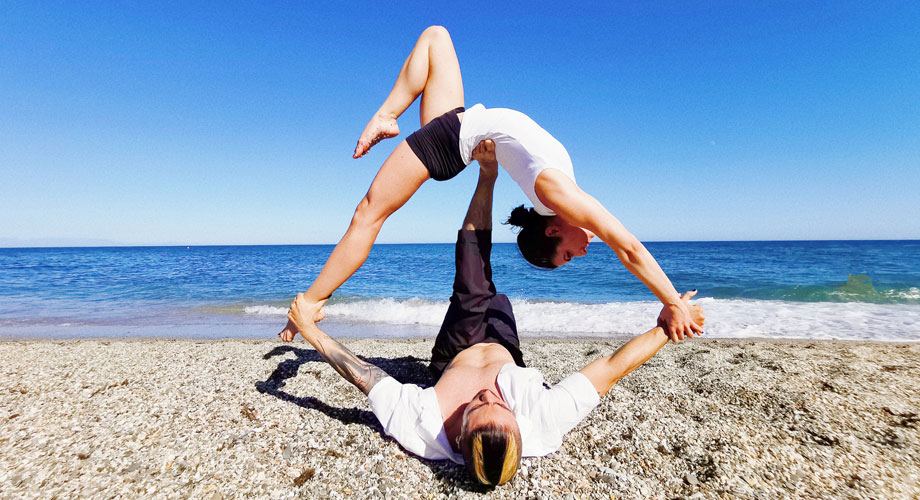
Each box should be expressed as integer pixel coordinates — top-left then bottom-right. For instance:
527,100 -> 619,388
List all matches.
278,297 -> 327,342
353,113 -> 399,158
278,318 -> 299,343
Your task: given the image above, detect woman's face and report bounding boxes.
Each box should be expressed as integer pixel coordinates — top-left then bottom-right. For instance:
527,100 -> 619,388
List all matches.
547,219 -> 594,267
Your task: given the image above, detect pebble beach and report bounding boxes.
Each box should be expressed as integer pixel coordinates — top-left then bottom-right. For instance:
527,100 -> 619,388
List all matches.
1,337 -> 918,499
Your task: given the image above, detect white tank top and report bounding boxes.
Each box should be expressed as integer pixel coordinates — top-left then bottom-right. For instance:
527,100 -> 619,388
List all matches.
458,104 -> 576,216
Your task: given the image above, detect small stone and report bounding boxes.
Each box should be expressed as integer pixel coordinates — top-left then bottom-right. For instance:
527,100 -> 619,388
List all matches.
123,462 -> 143,474
599,470 -> 617,485
293,467 -> 314,487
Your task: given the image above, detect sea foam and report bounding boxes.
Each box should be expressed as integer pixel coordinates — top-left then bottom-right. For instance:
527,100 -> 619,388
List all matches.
242,297 -> 920,342
243,305 -> 289,316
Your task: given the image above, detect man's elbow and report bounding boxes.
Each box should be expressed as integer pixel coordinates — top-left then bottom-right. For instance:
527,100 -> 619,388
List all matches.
600,358 -> 630,391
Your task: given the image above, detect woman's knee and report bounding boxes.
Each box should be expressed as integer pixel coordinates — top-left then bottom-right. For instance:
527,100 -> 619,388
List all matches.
422,25 -> 451,46
350,196 -> 391,231
423,25 -> 450,39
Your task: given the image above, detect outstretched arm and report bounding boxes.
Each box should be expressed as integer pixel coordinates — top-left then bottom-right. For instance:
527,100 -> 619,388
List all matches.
534,169 -> 702,341
463,139 -> 498,230
579,291 -> 704,396
288,293 -> 389,395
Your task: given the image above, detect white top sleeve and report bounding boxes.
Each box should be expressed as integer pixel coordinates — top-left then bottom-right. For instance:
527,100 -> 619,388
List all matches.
366,377 -> 463,463
458,104 -> 576,216
496,364 -> 601,457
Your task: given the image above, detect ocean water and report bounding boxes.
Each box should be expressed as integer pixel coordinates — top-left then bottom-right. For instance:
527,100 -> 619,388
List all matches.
0,240 -> 918,341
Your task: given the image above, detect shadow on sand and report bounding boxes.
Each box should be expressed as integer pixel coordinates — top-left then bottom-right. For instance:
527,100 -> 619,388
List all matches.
254,345 -> 492,493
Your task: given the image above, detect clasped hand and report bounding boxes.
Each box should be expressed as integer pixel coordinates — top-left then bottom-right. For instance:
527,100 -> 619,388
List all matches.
658,290 -> 705,342
278,294 -> 327,342
471,139 -> 497,174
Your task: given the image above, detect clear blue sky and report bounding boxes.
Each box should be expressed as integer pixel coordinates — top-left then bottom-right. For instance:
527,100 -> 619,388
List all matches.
1,1 -> 918,246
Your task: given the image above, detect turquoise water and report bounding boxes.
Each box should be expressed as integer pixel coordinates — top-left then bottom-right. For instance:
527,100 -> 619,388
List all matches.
1,240 -> 918,340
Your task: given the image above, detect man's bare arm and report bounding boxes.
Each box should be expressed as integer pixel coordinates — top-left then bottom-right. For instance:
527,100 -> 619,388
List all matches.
309,328 -> 390,395
579,326 -> 670,397
288,293 -> 388,395
579,291 -> 704,396
463,140 -> 498,231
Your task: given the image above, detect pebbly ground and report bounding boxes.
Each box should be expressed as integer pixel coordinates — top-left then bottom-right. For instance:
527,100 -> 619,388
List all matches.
0,337 -> 918,499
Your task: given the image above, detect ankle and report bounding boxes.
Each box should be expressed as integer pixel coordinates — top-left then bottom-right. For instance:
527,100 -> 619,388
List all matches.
371,105 -> 400,121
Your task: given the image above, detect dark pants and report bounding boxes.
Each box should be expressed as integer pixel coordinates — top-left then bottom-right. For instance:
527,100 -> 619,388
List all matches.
429,230 -> 526,378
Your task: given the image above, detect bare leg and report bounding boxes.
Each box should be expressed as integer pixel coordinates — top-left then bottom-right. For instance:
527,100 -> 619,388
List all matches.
353,25 -> 464,158
280,26 -> 464,341
279,142 -> 429,341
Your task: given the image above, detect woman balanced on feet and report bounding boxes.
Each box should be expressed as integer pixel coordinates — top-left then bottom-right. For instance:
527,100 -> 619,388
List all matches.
280,26 -> 701,343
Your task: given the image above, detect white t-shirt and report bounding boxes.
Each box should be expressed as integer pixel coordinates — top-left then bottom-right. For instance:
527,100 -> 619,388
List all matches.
458,104 -> 577,216
367,363 -> 600,464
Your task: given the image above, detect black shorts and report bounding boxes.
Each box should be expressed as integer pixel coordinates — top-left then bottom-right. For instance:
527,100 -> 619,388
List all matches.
406,106 -> 468,181
429,230 -> 526,378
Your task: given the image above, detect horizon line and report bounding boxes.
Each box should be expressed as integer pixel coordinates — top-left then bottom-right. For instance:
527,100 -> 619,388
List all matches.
1,238 -> 918,250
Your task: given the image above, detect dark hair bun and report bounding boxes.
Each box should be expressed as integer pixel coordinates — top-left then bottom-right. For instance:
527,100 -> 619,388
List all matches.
504,205 -> 557,268
505,205 -> 533,228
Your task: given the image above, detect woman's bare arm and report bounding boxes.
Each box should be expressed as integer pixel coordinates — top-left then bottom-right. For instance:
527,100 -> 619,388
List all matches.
534,169 -> 702,340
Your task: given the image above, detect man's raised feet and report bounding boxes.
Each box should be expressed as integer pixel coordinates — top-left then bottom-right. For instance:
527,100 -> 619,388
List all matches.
353,113 -> 399,158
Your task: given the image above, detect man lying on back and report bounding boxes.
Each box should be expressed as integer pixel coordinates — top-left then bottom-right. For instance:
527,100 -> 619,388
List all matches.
285,141 -> 705,486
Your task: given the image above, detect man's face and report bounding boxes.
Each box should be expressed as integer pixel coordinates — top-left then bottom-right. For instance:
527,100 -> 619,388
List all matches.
462,388 -> 518,432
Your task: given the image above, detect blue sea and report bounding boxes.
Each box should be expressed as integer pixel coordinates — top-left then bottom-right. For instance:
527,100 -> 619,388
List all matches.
1,240 -> 918,341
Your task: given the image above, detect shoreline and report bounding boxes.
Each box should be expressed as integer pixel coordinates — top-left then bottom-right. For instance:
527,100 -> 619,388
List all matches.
3,333 -> 919,345
1,337 -> 918,499
4,295 -> 920,343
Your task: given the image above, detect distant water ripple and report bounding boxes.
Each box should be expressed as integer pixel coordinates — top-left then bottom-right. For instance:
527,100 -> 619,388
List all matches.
1,241 -> 918,340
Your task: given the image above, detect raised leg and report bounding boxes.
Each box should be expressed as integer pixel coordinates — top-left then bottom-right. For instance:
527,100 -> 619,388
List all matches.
279,141 -> 429,341
354,25 -> 465,158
